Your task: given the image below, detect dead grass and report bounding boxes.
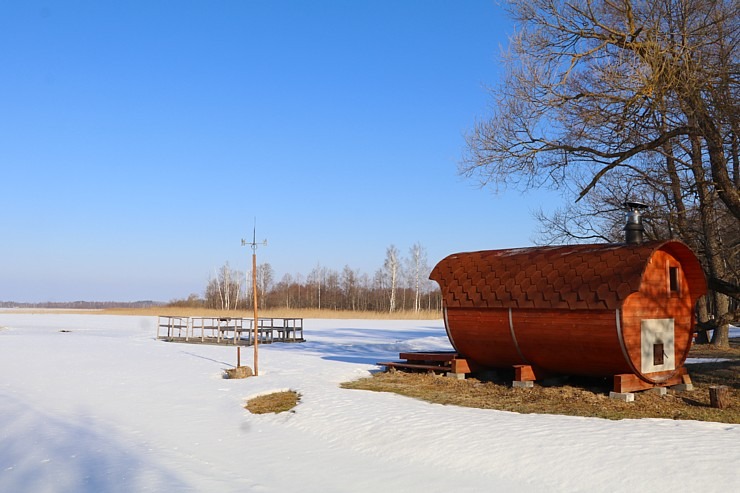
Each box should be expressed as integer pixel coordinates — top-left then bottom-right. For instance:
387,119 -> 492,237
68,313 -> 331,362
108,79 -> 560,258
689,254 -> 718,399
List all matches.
224,366 -> 253,379
342,339 -> 740,423
245,391 -> 301,414
688,337 -> 740,359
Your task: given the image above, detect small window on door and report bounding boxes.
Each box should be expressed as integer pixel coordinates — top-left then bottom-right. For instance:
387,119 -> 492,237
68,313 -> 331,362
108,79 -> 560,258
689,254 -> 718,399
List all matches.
654,343 -> 665,366
669,266 -> 680,295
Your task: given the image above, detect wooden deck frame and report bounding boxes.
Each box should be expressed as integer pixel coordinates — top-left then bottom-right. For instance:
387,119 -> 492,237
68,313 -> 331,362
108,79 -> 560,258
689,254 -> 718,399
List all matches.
156,315 -> 305,346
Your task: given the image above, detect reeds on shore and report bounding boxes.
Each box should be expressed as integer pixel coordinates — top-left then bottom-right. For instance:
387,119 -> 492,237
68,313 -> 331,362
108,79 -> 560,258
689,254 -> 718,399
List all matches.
7,306 -> 443,320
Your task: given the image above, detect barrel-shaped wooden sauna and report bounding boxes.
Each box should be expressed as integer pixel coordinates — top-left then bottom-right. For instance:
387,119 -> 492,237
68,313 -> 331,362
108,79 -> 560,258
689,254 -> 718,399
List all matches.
429,240 -> 707,392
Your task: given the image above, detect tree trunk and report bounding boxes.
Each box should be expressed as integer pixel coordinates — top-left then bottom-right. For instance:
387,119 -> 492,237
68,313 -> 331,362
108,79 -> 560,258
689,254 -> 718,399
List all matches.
732,130 -> 739,188
664,142 -> 689,238
689,132 -> 730,348
695,296 -> 711,344
710,314 -> 731,348
709,385 -> 730,409
687,94 -> 740,221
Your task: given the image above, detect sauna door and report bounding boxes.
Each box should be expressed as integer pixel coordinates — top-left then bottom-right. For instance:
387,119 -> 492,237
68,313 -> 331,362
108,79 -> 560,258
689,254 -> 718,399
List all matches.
640,318 -> 675,373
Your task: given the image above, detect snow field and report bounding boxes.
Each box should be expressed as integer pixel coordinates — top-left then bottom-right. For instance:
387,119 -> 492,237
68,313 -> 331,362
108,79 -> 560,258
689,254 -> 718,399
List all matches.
0,313 -> 737,492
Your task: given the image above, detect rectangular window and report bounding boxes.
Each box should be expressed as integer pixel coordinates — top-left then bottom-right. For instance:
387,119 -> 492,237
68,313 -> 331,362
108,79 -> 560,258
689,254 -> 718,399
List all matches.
669,266 -> 680,295
654,343 -> 664,366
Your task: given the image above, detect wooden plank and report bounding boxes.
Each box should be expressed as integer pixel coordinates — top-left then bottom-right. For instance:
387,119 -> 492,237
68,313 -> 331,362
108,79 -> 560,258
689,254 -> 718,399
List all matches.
398,351 -> 457,362
377,362 -> 452,372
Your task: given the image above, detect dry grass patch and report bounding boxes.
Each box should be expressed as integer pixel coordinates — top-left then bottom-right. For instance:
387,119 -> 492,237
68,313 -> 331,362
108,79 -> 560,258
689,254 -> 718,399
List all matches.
342,340 -> 740,423
97,306 -> 442,320
689,337 -> 740,359
224,366 -> 253,379
245,391 -> 301,414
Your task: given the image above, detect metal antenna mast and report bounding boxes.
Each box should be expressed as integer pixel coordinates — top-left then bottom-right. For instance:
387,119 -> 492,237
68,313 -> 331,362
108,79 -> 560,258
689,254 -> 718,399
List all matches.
241,218 -> 267,376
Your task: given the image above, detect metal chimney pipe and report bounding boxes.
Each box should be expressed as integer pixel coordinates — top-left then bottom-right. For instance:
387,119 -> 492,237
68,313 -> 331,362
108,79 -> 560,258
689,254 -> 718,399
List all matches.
623,201 -> 648,244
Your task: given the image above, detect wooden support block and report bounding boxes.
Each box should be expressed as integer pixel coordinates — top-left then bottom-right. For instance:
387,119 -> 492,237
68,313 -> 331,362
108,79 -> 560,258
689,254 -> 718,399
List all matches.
709,385 -> 730,409
514,365 -> 536,382
451,358 -> 471,374
613,372 -> 686,393
614,374 -> 654,393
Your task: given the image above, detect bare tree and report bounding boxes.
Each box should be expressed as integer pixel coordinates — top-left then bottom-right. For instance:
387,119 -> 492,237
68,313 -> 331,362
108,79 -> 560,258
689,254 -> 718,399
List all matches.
464,0 -> 739,346
372,268 -> 387,312
405,242 -> 429,313
256,262 -> 274,310
196,251 -> 445,314
463,0 -> 739,217
341,265 -> 359,311
294,272 -> 303,308
308,263 -> 326,310
205,262 -> 243,310
277,273 -> 293,308
384,245 -> 401,312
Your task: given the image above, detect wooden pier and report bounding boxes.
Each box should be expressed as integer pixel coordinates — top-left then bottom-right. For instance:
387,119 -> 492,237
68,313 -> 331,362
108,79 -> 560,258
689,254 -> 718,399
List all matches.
156,316 -> 304,346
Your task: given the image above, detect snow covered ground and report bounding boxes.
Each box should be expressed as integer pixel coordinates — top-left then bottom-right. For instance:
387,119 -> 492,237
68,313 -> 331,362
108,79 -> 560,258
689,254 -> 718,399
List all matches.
1,313 -> 738,493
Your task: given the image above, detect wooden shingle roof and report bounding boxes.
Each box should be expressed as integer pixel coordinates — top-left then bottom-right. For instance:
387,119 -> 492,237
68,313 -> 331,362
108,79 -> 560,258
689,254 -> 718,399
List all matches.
429,240 -> 705,311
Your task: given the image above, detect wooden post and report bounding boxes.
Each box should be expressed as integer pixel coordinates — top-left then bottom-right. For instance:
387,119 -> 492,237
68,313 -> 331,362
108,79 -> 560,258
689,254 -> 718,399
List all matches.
242,220 -> 266,377
253,249 -> 259,376
237,346 -> 241,368
709,385 -> 730,409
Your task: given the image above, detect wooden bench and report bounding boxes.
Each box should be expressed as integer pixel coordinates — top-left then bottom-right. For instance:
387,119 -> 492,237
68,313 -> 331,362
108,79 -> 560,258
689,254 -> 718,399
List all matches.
377,351 -> 469,374
399,351 -> 457,362
377,361 -> 452,372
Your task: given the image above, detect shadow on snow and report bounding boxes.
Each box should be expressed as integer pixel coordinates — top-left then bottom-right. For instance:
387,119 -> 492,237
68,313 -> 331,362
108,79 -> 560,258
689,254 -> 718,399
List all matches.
270,325 -> 453,366
0,394 -> 189,493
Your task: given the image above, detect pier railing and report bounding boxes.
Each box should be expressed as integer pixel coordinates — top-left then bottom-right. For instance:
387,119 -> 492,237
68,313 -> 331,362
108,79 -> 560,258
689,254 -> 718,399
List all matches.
156,316 -> 304,345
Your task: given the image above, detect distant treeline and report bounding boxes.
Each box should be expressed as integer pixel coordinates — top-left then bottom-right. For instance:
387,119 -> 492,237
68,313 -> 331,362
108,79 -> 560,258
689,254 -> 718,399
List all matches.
0,300 -> 163,309
170,243 -> 444,313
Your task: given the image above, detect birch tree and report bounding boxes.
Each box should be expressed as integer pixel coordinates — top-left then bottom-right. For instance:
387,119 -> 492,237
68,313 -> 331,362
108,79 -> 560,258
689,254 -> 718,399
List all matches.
341,265 -> 359,311
384,245 -> 401,312
405,242 -> 429,313
308,263 -> 326,310
205,262 -> 242,310
256,262 -> 274,310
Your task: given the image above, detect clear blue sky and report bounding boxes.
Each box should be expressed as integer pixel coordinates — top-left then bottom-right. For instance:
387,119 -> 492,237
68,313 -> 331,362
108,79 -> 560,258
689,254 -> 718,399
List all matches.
1,1 -> 562,302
